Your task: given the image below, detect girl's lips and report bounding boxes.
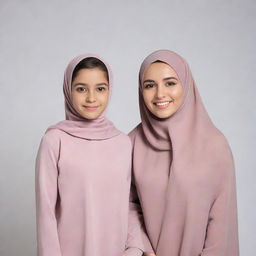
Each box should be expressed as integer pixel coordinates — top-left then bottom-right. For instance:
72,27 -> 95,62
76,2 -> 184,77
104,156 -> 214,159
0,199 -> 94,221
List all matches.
83,105 -> 99,111
153,101 -> 173,109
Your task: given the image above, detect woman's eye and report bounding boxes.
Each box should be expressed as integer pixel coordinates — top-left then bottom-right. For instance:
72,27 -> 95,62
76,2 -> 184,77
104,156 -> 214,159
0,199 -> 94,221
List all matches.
76,87 -> 86,92
144,83 -> 155,89
166,81 -> 176,86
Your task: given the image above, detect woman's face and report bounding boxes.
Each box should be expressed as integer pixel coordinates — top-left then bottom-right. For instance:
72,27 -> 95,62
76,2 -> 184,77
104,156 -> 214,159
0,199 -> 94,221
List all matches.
142,62 -> 183,119
71,68 -> 109,120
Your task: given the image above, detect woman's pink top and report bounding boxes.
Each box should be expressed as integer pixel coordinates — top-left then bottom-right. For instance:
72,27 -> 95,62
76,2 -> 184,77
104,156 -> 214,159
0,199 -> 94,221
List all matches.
129,50 -> 239,256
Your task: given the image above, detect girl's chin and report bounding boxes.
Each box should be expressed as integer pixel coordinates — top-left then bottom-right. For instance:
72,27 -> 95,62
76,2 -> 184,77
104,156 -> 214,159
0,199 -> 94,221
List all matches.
79,110 -> 104,120
81,114 -> 101,120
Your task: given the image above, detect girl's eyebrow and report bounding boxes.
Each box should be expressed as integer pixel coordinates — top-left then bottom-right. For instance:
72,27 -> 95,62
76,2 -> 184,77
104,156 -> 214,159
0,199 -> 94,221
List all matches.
73,82 -> 109,87
73,82 -> 87,87
96,83 -> 109,86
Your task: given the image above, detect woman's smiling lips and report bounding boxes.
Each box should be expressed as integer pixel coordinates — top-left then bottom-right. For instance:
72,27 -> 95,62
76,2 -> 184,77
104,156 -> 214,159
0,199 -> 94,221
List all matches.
83,105 -> 99,111
153,101 -> 173,109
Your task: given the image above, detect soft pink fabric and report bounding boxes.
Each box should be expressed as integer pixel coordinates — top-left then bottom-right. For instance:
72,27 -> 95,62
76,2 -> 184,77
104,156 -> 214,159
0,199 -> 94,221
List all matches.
35,54 -> 145,256
48,53 -> 120,140
129,50 -> 239,256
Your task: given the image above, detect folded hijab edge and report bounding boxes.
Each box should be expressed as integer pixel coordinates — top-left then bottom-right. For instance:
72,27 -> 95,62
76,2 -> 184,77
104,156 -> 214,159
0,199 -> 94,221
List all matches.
45,53 -> 121,140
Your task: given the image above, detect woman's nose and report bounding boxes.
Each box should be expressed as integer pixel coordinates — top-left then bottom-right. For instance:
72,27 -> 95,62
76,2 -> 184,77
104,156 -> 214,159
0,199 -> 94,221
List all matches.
155,84 -> 166,99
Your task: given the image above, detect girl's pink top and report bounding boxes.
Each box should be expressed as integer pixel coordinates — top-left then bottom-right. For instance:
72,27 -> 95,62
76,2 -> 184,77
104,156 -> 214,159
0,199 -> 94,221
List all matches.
129,50 -> 239,256
35,54 -> 148,256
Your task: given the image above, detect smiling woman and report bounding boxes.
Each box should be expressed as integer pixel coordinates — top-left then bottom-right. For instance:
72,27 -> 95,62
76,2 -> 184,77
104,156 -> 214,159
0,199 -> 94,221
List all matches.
129,49 -> 239,256
142,61 -> 183,119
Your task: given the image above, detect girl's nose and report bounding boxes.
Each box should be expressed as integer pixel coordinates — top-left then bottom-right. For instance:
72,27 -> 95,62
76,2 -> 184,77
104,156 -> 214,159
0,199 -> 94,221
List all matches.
86,90 -> 96,103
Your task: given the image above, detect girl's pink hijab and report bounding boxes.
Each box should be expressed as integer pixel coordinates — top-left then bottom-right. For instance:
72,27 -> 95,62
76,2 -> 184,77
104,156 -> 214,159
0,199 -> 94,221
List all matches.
131,50 -> 239,255
47,54 -> 120,140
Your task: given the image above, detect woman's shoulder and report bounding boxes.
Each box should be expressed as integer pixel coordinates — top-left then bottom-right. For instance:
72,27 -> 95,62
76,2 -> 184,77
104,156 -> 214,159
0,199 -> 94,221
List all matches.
209,129 -> 236,179
211,128 -> 233,159
128,123 -> 142,143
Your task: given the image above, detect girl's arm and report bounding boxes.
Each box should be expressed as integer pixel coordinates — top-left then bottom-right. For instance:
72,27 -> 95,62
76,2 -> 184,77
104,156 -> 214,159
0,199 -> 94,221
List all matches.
201,147 -> 239,256
35,130 -> 62,256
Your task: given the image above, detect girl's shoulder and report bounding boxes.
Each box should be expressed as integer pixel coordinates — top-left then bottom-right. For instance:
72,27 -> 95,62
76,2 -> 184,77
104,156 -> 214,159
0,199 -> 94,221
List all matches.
39,127 -> 65,150
44,126 -> 64,138
36,128 -> 64,162
113,130 -> 133,149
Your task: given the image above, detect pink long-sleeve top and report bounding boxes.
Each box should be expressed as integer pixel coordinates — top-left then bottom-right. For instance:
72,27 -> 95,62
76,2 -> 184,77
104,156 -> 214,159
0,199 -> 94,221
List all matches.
35,127 -> 145,256
128,50 -> 239,256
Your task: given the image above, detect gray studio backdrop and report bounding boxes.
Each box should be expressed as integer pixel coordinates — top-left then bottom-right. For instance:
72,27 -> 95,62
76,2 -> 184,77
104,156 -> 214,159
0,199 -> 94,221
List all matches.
0,0 -> 255,255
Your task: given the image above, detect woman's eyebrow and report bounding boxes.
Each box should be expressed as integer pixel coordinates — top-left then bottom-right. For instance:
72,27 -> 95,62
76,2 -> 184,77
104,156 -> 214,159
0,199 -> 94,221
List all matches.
143,79 -> 155,83
163,76 -> 178,81
163,77 -> 178,81
143,77 -> 178,84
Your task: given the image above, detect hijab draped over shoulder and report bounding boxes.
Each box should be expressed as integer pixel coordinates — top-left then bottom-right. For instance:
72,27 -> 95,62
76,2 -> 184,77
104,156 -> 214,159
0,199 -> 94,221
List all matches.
47,53 -> 121,140
129,50 -> 239,256
36,54 -> 146,256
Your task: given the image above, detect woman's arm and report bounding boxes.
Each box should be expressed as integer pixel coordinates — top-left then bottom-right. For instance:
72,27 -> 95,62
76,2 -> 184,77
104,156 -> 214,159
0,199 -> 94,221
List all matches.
35,131 -> 62,256
124,127 -> 156,256
123,181 -> 156,256
201,147 -> 239,256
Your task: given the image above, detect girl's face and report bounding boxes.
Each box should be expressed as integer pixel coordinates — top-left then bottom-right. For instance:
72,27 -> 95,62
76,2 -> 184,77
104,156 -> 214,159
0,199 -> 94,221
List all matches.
71,68 -> 109,120
142,62 -> 183,119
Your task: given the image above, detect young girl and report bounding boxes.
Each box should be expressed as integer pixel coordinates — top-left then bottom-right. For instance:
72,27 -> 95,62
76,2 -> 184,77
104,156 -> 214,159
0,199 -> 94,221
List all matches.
129,50 -> 239,256
35,54 -> 147,256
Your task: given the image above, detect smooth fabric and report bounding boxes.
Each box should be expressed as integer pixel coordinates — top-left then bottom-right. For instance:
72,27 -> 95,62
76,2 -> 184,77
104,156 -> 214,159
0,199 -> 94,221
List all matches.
49,53 -> 120,140
35,54 -> 145,256
129,50 -> 239,256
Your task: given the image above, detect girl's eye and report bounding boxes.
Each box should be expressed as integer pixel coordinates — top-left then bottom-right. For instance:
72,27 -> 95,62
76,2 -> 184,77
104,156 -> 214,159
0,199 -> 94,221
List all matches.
166,81 -> 176,87
144,83 -> 155,89
76,87 -> 86,92
97,87 -> 106,92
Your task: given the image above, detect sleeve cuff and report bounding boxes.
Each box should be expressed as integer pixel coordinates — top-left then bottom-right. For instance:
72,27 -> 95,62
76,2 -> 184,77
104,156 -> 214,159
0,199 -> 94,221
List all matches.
124,247 -> 143,256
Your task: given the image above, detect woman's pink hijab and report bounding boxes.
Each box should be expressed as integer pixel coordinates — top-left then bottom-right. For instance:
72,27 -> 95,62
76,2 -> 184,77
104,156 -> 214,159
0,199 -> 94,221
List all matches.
138,50 -> 214,151
130,50 -> 239,255
47,54 -> 120,140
